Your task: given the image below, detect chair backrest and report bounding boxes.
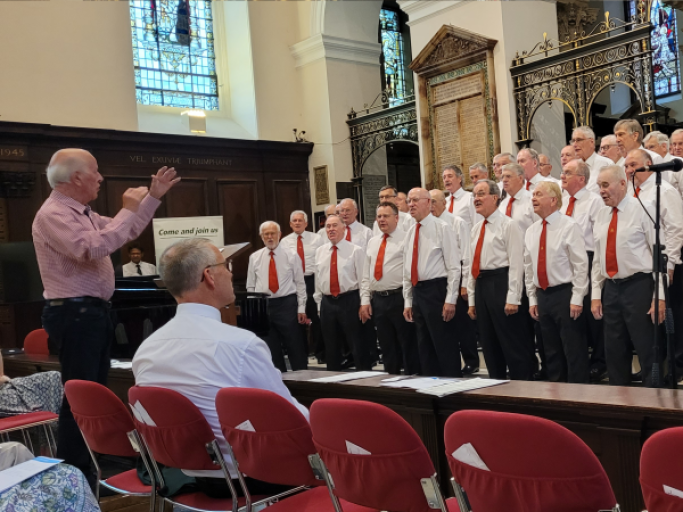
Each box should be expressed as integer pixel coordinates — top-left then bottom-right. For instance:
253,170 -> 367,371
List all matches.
64,380 -> 137,457
128,386 -> 218,471
444,410 -> 616,512
641,426 -> 683,512
310,398 -> 437,512
24,329 -> 49,356
215,388 -> 319,487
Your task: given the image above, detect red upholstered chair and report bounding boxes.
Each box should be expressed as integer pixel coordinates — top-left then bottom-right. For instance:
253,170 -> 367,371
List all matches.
64,380 -> 156,510
0,411 -> 58,456
129,385 -> 256,512
23,328 -> 49,356
444,410 -> 620,512
641,426 -> 683,511
310,398 -> 460,512
215,387 -> 376,512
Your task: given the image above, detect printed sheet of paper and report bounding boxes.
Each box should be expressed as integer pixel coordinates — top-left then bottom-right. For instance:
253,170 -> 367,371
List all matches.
308,371 -> 388,383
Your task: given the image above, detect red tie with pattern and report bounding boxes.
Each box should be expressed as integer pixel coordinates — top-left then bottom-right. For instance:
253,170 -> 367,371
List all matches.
526,181 -> 531,191
472,220 -> 488,279
330,246 -> 340,297
505,197 -> 515,217
297,235 -> 305,273
449,196 -> 454,213
606,208 -> 619,277
411,223 -> 421,286
634,187 -> 641,198
374,233 -> 389,281
537,220 -> 549,290
346,227 -> 351,242
566,196 -> 576,216
268,251 -> 279,294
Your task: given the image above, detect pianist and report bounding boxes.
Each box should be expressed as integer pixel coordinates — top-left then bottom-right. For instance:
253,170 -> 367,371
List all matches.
32,148 -> 179,485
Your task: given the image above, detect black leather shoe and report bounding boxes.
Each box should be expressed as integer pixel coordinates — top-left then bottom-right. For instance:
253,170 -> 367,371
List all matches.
461,365 -> 479,375
340,357 -> 355,370
589,367 -> 607,383
632,370 -> 643,382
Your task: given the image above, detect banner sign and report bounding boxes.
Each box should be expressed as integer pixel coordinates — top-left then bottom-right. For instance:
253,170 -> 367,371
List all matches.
152,216 -> 224,266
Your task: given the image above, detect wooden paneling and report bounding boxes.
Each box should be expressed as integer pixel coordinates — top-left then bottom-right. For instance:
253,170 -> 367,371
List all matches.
270,178 -> 306,237
165,179 -> 208,218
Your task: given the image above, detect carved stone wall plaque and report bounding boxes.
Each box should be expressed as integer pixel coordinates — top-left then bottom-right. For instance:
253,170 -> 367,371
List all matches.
314,165 -> 330,205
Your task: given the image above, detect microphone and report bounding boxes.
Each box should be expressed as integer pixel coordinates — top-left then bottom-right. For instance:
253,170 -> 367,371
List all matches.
635,159 -> 683,173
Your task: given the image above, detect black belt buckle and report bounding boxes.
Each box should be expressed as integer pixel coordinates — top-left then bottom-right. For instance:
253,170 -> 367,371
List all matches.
376,290 -> 391,297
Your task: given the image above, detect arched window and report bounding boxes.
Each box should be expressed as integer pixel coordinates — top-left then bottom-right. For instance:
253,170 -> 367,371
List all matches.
130,0 -> 219,110
379,7 -> 411,105
649,0 -> 681,98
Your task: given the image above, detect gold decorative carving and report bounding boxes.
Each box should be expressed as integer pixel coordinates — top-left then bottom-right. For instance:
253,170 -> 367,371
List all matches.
557,1 -> 600,44
314,165 -> 330,206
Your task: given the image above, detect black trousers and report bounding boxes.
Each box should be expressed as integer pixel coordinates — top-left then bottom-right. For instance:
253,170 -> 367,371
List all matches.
522,291 -> 545,374
412,278 -> 462,377
321,290 -> 372,371
266,294 -> 308,372
455,293 -> 480,369
371,291 -> 420,375
537,283 -> 589,383
603,273 -> 656,387
303,275 -> 324,360
474,269 -> 534,380
585,251 -> 606,371
42,300 -> 112,475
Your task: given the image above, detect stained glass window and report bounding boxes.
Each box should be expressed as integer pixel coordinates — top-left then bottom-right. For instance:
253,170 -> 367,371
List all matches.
380,8 -> 408,105
649,0 -> 681,97
130,0 -> 219,110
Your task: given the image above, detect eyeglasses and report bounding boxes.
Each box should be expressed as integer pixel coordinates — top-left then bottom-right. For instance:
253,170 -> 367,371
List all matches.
560,171 -> 577,176
600,144 -> 617,150
407,197 -> 429,204
200,260 -> 232,281
569,138 -> 588,144
540,163 -> 551,167
378,194 -> 396,200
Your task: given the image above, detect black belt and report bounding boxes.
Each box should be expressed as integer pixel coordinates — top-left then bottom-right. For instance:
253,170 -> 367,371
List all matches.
372,287 -> 402,297
46,296 -> 111,308
478,267 -> 509,277
414,277 -> 447,288
324,289 -> 358,300
607,272 -> 650,284
537,282 -> 572,293
268,293 -> 296,302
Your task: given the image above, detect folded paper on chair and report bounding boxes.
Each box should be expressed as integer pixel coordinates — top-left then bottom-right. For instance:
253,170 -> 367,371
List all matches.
345,441 -> 371,455
452,443 -> 490,471
236,420 -> 256,432
664,485 -> 683,499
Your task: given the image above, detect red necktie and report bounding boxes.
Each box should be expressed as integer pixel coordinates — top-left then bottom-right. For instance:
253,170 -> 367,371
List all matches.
526,181 -> 531,191
411,223 -> 421,286
472,220 -> 488,279
268,251 -> 279,294
566,196 -> 576,216
297,235 -> 305,273
448,196 -> 454,213
330,246 -> 340,297
346,227 -> 351,242
537,220 -> 549,290
505,197 -> 515,217
375,233 -> 389,281
606,207 -> 619,277
634,187 -> 641,198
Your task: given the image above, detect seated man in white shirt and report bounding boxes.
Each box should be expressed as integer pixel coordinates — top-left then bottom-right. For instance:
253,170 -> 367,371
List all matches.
122,243 -> 157,276
133,238 -> 308,498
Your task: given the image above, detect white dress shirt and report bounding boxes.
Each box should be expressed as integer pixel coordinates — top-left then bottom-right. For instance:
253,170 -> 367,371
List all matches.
435,210 -> 471,288
281,230 -> 324,277
122,261 -> 156,277
446,188 -> 477,230
372,211 -> 410,236
584,151 -> 615,193
592,195 -> 663,299
616,146 -> 663,168
317,227 -> 326,238
246,245 -> 307,313
560,186 -> 603,252
314,239 -> 365,308
467,209 -> 525,306
542,175 -> 562,185
361,227 -> 406,305
661,154 -> 683,196
526,172 -> 554,192
403,214 -> 461,307
346,220 -> 373,250
498,187 -> 537,233
633,173 -> 683,270
523,211 -> 588,307
132,303 -> 309,478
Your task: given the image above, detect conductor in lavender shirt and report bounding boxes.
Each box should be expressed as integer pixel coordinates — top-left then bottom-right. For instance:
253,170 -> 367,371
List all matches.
32,148 -> 180,482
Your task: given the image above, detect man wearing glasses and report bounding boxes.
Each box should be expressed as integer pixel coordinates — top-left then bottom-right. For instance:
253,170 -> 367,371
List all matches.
599,135 -> 623,164
133,238 -> 308,498
372,185 -> 411,235
538,154 -> 561,184
570,126 -> 613,191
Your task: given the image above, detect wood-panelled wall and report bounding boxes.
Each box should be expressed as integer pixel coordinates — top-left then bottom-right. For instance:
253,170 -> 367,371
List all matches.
0,121 -> 314,346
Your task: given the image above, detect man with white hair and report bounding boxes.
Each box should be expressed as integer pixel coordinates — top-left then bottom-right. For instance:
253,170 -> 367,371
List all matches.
498,163 -> 536,233
644,130 -> 683,194
33,148 -> 179,479
396,192 -> 409,213
469,162 -> 489,186
538,154 -> 560,184
613,119 -> 662,167
247,221 -> 308,372
493,153 -> 515,200
571,126 -> 613,190
599,135 -> 623,164
560,145 -> 580,168
317,204 -> 338,237
591,165 -> 666,387
281,210 -> 324,363
518,148 -> 552,192
443,165 -> 477,229
338,198 -> 373,249
525,182 -> 589,383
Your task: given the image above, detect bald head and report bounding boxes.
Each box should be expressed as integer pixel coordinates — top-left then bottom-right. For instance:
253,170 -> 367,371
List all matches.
338,198 -> 359,225
407,187 -> 431,222
47,148 -> 102,205
429,189 -> 447,217
597,164 -> 627,207
324,204 -> 337,217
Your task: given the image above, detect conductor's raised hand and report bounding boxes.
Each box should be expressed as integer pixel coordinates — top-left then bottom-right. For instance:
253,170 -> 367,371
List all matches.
122,187 -> 150,213
149,166 -> 181,199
